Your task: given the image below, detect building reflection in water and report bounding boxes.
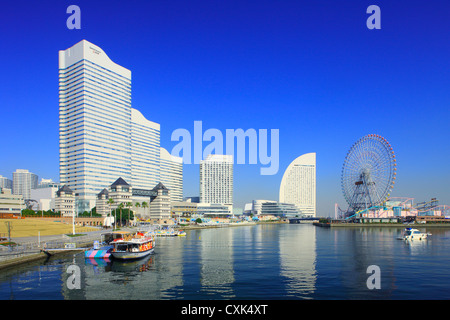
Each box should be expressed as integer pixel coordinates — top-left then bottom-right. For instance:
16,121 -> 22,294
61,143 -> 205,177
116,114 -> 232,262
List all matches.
63,235 -> 185,299
279,224 -> 317,298
200,228 -> 235,298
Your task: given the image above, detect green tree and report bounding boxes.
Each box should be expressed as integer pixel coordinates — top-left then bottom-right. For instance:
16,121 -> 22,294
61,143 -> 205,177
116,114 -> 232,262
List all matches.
118,202 -> 124,228
142,202 -> 148,219
135,202 -> 141,218
107,198 -> 115,230
126,202 -> 133,226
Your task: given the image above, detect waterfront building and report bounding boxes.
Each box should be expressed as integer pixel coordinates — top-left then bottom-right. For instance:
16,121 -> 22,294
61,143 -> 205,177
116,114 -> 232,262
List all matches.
245,199 -> 301,218
250,199 -> 276,215
12,169 -> 38,200
109,178 -> 133,208
197,203 -> 233,218
260,201 -> 302,218
0,175 -> 13,190
0,188 -> 25,217
160,147 -> 183,202
96,188 -> 110,216
54,185 -> 75,217
131,108 -> 161,190
149,182 -> 171,221
171,201 -> 198,221
279,153 -> 316,217
200,154 -> 233,206
59,40 -> 132,209
59,40 -> 179,211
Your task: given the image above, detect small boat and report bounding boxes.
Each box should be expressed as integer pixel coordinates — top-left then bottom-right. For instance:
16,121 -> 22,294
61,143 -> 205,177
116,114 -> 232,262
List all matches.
84,232 -> 126,259
111,231 -> 155,260
84,245 -> 113,259
177,230 -> 186,237
400,228 -> 431,240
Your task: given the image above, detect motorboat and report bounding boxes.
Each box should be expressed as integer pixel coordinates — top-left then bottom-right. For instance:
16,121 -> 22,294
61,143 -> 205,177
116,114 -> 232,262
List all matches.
400,228 -> 431,240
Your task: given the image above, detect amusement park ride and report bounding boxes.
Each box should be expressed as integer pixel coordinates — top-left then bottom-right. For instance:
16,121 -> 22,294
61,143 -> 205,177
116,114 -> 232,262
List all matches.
336,134 -> 448,220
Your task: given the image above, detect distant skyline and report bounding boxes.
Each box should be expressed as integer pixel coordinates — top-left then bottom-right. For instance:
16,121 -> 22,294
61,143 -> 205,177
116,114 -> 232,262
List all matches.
0,0 -> 449,215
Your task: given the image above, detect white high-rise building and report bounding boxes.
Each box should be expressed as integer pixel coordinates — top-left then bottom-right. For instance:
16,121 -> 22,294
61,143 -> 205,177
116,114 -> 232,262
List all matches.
131,108 -> 161,190
12,169 -> 38,200
160,147 -> 183,202
200,154 -> 233,206
279,153 -> 316,217
59,40 -> 132,209
0,175 -> 12,190
59,40 -> 173,211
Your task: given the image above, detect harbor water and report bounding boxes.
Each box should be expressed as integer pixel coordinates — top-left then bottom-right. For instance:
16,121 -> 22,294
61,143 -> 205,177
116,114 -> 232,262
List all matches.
1,223 -> 450,300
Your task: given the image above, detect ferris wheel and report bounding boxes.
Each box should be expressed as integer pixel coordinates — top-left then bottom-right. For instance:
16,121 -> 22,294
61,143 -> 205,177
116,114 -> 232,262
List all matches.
341,134 -> 397,214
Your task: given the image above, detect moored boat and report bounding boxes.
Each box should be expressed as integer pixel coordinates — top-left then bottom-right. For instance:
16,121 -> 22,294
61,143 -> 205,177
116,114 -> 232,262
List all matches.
111,231 -> 155,260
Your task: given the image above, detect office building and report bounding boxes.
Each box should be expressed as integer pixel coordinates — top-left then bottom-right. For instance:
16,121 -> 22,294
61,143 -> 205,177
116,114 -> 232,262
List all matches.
279,152 -> 316,217
12,169 -> 38,200
200,154 -> 233,206
160,147 -> 183,202
131,108 -> 161,190
59,40 -> 181,211
59,40 -> 132,209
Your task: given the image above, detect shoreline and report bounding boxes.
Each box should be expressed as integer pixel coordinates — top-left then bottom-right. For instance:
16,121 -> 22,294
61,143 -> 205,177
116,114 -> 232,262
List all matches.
0,221 -> 284,270
315,222 -> 450,228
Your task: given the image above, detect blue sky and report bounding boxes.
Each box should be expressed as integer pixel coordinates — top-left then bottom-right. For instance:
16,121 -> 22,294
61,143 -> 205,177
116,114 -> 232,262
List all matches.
0,0 -> 449,215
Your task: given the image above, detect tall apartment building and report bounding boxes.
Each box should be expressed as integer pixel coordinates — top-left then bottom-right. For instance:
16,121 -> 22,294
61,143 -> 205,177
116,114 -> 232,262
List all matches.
200,155 -> 233,206
160,147 -> 183,202
12,169 -> 38,200
279,152 -> 316,217
0,175 -> 12,190
59,40 -> 181,211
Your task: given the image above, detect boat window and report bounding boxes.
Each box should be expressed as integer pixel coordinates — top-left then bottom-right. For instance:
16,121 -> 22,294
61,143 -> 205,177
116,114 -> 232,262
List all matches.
116,244 -> 128,251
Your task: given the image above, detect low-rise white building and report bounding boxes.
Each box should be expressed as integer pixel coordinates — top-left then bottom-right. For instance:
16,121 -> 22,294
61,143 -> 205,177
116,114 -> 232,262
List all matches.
0,188 -> 25,216
54,185 -> 75,217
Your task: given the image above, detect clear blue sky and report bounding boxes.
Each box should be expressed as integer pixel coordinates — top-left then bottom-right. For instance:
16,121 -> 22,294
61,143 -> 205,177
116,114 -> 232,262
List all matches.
0,0 -> 449,215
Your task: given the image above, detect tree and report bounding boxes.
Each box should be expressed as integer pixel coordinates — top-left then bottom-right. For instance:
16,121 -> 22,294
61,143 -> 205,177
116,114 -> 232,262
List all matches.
118,202 -> 124,228
135,202 -> 141,218
126,202 -> 133,226
142,202 -> 148,219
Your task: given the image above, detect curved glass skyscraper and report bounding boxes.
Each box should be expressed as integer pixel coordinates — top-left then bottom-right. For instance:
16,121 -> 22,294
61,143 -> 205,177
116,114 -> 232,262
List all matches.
279,153 -> 316,217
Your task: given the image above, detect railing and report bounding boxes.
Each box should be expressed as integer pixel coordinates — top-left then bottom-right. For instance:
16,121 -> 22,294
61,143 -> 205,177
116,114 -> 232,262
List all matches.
0,233 -> 103,262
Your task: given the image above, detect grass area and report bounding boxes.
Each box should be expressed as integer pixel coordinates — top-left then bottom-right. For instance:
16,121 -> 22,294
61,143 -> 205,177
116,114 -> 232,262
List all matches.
0,219 -> 97,238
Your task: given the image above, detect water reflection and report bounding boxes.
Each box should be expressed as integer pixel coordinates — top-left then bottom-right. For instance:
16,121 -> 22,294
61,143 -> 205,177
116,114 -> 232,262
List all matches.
3,224 -> 450,300
279,224 -> 317,299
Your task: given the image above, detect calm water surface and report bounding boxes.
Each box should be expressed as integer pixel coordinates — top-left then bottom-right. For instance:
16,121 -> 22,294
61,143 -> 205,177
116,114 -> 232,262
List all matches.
1,224 -> 450,300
